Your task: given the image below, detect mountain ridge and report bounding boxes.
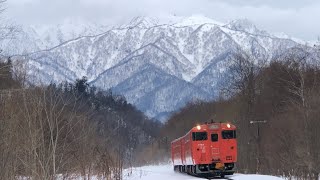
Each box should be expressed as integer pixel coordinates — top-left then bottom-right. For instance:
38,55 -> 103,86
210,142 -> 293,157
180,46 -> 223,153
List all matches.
5,15 -> 315,121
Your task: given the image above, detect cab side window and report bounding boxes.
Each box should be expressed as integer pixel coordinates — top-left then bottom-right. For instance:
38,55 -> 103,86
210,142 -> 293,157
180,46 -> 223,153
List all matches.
222,130 -> 236,139
211,134 -> 218,142
192,132 -> 207,141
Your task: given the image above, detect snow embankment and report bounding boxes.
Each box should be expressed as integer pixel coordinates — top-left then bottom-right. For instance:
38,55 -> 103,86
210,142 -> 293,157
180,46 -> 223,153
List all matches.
122,164 -> 284,180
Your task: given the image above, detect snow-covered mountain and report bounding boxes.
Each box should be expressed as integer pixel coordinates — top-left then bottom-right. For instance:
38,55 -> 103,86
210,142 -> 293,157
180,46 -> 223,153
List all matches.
3,15 -> 312,121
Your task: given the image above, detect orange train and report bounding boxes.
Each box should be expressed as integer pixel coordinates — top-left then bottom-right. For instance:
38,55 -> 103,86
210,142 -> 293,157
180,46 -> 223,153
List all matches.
171,122 -> 237,178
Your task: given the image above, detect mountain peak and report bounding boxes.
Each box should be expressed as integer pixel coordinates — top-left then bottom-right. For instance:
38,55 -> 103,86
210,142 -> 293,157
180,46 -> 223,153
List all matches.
174,14 -> 225,27
224,19 -> 268,36
126,16 -> 159,29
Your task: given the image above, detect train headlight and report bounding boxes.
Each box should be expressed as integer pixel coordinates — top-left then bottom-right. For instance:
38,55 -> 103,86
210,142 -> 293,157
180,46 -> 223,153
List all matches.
227,123 -> 231,128
196,125 -> 201,130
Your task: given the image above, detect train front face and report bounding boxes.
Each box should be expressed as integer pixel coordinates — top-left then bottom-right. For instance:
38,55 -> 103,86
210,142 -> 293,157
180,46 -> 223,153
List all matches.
192,123 -> 237,176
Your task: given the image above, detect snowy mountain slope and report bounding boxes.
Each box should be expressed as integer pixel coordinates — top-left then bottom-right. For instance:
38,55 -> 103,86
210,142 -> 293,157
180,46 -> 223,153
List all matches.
111,64 -> 211,119
191,52 -> 234,94
122,164 -> 285,180
6,15 -> 311,121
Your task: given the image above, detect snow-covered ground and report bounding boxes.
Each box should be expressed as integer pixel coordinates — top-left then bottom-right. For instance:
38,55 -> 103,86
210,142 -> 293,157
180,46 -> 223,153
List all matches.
122,164 -> 284,180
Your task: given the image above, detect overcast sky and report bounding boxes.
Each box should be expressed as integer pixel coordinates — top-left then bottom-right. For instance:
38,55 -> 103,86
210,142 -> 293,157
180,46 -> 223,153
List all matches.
5,0 -> 320,41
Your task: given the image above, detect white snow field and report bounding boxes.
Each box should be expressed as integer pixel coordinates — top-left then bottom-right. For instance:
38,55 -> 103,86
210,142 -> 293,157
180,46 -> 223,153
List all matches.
122,164 -> 284,180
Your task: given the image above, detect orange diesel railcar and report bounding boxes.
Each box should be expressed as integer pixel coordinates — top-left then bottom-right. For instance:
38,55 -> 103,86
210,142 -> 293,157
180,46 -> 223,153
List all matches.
171,122 -> 237,178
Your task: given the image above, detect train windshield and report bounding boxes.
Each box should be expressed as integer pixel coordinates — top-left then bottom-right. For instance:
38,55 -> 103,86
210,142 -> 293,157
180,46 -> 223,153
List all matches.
222,130 -> 236,139
192,132 -> 208,141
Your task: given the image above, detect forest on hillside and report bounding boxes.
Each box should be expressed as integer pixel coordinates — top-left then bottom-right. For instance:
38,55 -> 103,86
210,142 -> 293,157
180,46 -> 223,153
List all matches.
0,60 -> 162,180
151,49 -> 320,180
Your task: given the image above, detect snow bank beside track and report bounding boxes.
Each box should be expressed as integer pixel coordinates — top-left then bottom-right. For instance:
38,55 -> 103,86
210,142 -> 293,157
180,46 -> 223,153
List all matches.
123,164 -> 284,180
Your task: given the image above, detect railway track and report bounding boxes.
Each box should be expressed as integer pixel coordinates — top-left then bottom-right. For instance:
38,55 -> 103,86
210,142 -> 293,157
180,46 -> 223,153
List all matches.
181,171 -> 234,180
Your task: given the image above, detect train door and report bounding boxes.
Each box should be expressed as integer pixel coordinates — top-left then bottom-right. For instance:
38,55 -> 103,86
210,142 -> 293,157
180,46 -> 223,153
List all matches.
185,134 -> 192,165
181,138 -> 185,165
210,130 -> 220,161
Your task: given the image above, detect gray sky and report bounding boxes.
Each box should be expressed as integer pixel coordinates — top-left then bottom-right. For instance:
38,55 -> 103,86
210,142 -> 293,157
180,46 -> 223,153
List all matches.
5,0 -> 320,41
